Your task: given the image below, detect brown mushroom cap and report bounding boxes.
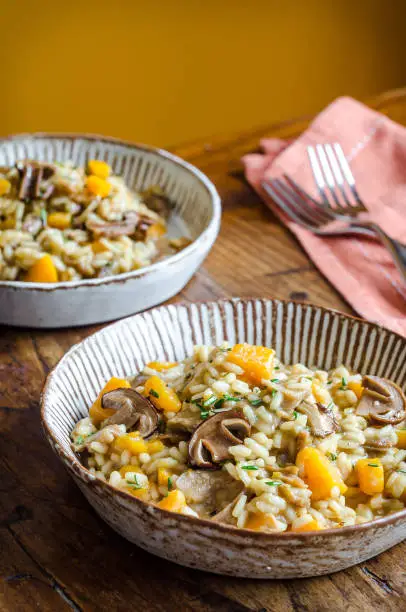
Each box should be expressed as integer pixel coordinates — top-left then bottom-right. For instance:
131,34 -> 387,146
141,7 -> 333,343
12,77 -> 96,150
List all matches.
299,401 -> 338,437
189,410 -> 251,469
16,160 -> 55,201
102,388 -> 159,437
176,470 -> 244,520
356,376 -> 406,425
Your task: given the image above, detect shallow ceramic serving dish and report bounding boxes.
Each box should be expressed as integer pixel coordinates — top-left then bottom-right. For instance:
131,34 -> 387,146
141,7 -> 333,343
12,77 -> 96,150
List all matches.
0,133 -> 221,328
41,298 -> 406,578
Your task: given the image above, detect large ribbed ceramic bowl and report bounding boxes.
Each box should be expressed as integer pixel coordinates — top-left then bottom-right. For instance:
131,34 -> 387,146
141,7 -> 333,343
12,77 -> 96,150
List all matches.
41,299 -> 406,578
0,133 -> 220,328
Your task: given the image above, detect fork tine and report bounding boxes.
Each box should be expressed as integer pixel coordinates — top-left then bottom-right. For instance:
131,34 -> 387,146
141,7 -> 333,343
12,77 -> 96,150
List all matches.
333,143 -> 366,210
323,144 -> 357,209
262,180 -> 318,230
315,145 -> 345,210
282,174 -> 334,223
273,179 -> 326,226
307,146 -> 330,206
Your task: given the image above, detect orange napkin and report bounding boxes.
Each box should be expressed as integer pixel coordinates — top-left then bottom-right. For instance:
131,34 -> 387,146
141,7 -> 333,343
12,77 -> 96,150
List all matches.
242,96 -> 406,336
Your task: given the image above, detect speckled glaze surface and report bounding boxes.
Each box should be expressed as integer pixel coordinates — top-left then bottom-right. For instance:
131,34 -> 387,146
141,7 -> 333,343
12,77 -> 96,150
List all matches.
0,133 -> 221,328
41,299 -> 406,578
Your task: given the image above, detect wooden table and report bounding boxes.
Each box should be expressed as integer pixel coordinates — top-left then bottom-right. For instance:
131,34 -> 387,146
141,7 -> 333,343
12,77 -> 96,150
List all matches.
1,89 -> 406,612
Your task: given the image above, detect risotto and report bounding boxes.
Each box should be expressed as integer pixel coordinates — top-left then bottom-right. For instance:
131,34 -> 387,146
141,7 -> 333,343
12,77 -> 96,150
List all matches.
71,342 -> 406,532
0,159 -> 189,281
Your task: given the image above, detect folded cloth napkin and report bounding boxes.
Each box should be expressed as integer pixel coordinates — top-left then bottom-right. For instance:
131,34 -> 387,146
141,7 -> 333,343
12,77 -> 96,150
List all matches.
242,96 -> 406,336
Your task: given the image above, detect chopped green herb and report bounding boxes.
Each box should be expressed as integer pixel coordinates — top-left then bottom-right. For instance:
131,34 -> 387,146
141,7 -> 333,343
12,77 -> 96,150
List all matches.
250,398 -> 263,407
327,401 -> 334,410
368,463 -> 379,468
40,209 -> 47,225
293,410 -> 298,420
202,395 -> 217,407
328,453 -> 337,461
149,389 -> 159,398
214,398 -> 225,409
304,376 -> 313,381
270,378 -> 280,383
340,377 -> 347,390
241,465 -> 259,471
270,389 -> 278,398
327,380 -> 332,385
274,366 -> 280,370
223,395 -> 241,402
127,475 -> 142,489
200,410 -> 210,419
220,347 -> 232,352
397,469 -> 406,474
167,476 -> 173,491
76,435 -> 84,444
265,480 -> 282,486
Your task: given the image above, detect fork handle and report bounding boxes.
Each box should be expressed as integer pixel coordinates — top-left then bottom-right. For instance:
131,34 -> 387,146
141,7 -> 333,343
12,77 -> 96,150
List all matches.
350,220 -> 406,283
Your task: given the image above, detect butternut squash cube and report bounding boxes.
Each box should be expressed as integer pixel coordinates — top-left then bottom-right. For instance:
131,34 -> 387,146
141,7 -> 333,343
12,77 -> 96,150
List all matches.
86,175 -> 111,198
47,212 -> 72,230
396,429 -> 406,450
146,223 -> 166,239
156,490 -> 186,512
87,159 -> 111,179
25,254 -> 58,283
347,380 -> 364,399
356,458 -> 384,495
89,377 -> 131,425
147,439 -> 165,454
0,178 -> 11,195
146,361 -> 177,371
291,519 -> 323,532
228,343 -> 275,384
245,512 -> 278,531
296,447 -> 347,500
114,434 -> 148,455
144,376 -> 181,413
157,467 -> 171,486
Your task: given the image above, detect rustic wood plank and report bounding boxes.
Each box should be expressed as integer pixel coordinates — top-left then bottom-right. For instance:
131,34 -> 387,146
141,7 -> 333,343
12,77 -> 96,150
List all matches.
1,88 -> 406,611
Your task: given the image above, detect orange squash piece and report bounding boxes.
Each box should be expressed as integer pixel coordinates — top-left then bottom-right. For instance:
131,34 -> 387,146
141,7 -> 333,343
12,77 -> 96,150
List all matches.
144,376 -> 181,413
0,178 -> 11,195
25,254 -> 58,283
146,223 -> 166,240
347,380 -> 364,399
87,159 -> 111,179
146,361 -> 177,371
291,519 -> 323,532
113,432 -> 148,455
296,447 -> 347,501
356,458 -> 384,495
245,512 -> 278,531
228,343 -> 275,384
47,212 -> 72,230
156,490 -> 186,512
157,467 -> 171,486
396,430 -> 406,450
86,175 -> 111,198
89,377 -> 131,425
119,464 -> 142,477
91,240 -> 109,254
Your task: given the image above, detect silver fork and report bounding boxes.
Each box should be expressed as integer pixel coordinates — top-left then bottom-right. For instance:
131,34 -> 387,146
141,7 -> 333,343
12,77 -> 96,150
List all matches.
262,175 -> 406,283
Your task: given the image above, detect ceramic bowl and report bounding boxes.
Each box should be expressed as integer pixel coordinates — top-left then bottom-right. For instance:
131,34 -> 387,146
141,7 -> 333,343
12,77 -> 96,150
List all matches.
0,133 -> 221,328
41,298 -> 406,578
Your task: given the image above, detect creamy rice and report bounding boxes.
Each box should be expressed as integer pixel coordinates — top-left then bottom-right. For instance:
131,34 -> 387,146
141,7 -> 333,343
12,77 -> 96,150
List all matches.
0,159 -> 189,281
71,343 -> 406,532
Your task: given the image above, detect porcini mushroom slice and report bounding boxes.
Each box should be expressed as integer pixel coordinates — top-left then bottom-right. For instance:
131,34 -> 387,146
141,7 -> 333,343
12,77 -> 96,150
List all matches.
176,470 -> 244,519
16,160 -> 55,201
299,401 -> 338,437
356,376 -> 406,425
211,490 -> 248,525
102,388 -> 159,437
189,410 -> 251,469
364,438 -> 395,451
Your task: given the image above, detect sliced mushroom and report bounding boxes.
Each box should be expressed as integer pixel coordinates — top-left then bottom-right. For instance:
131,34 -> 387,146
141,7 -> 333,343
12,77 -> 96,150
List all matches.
364,438 -> 395,451
299,401 -> 338,437
356,376 -> 406,425
16,160 -> 55,201
102,388 -> 159,437
188,410 -> 251,469
86,212 -> 139,239
141,187 -> 173,219
167,405 -> 201,433
134,215 -> 155,241
176,470 -> 244,519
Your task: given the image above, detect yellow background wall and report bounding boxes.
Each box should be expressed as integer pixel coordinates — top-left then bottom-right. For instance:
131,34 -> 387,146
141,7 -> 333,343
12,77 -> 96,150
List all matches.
2,0 -> 406,148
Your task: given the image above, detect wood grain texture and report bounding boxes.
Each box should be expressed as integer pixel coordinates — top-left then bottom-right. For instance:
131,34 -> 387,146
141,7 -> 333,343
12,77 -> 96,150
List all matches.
1,88 -> 406,611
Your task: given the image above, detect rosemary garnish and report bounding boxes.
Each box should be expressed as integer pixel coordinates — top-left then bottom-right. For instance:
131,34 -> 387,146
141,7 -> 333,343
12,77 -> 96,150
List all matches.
241,465 -> 259,471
